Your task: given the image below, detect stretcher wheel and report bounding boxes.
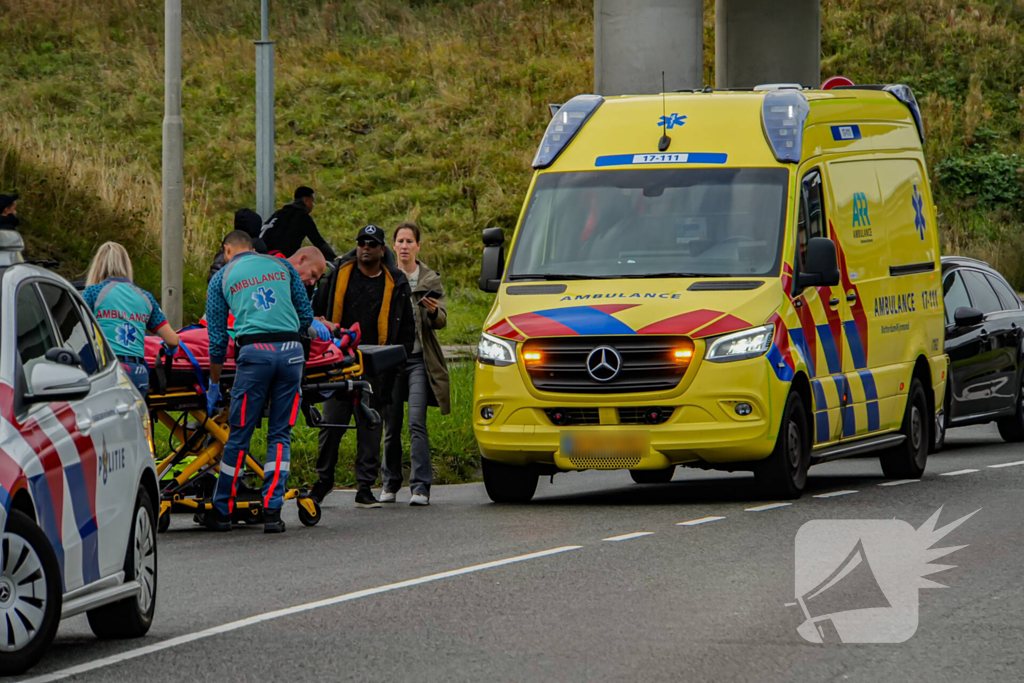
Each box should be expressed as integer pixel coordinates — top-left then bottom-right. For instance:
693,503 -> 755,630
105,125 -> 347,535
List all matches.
297,499 -> 321,527
157,507 -> 171,533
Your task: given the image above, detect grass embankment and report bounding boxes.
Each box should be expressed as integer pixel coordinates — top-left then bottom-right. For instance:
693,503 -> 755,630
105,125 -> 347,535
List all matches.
9,0 -> 1024,485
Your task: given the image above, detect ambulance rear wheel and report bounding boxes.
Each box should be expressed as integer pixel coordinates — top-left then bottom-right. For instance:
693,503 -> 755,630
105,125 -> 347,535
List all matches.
755,392 -> 809,500
880,378 -> 929,479
0,510 -> 63,676
482,458 -> 538,503
630,466 -> 676,484
298,500 -> 322,526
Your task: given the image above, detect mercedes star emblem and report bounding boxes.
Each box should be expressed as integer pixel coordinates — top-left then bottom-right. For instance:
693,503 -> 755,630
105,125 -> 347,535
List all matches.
586,346 -> 622,382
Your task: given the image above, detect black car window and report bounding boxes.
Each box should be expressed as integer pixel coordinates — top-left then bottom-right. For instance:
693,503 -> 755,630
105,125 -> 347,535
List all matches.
943,271 -> 971,326
962,270 -> 1003,315
38,282 -> 100,374
16,284 -> 59,391
796,169 -> 825,275
986,274 -> 1021,312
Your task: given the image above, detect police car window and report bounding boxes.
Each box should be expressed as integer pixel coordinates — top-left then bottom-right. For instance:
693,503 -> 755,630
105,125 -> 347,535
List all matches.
985,274 -> 1021,311
796,170 -> 824,272
38,282 -> 100,374
961,270 -> 1002,315
507,168 -> 789,279
16,284 -> 59,390
942,271 -> 971,326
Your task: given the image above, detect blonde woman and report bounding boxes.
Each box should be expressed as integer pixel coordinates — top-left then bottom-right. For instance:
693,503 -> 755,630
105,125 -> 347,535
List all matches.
83,242 -> 179,393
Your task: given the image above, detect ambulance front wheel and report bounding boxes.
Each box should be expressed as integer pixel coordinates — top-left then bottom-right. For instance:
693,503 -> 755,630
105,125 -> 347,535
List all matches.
297,499 -> 322,526
630,466 -> 676,484
482,457 -> 538,503
755,391 -> 810,500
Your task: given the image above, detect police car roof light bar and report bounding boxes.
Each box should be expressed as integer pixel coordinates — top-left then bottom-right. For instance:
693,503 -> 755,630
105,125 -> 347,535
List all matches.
760,89 -> 810,164
532,94 -> 604,170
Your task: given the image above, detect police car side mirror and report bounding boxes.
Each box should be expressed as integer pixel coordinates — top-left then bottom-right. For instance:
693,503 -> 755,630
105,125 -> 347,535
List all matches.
479,227 -> 505,293
45,347 -> 82,367
796,237 -> 840,289
24,361 -> 91,404
954,306 -> 984,328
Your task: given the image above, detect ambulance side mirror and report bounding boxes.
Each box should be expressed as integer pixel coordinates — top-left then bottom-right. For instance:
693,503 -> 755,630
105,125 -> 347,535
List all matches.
796,237 -> 840,289
479,227 -> 505,293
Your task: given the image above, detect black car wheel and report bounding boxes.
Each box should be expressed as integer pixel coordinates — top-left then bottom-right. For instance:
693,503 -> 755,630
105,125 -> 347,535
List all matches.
629,466 -> 676,484
932,388 -> 949,453
996,369 -> 1024,442
755,391 -> 809,499
880,378 -> 929,479
482,458 -> 538,503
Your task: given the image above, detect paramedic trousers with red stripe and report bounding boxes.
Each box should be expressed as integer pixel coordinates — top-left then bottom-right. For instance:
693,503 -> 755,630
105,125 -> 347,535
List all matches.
213,342 -> 304,515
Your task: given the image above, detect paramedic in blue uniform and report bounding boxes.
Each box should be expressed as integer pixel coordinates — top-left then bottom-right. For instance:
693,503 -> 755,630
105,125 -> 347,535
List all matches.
83,242 -> 180,393
204,230 -> 328,533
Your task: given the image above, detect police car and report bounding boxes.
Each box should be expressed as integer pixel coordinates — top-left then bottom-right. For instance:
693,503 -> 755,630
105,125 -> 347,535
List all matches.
0,231 -> 158,675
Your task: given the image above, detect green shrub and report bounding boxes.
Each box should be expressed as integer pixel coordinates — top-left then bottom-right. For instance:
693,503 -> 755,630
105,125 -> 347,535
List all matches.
935,153 -> 1024,208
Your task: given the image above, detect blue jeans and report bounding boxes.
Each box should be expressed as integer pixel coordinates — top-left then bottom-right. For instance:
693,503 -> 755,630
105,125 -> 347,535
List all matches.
120,359 -> 150,394
213,341 -> 304,515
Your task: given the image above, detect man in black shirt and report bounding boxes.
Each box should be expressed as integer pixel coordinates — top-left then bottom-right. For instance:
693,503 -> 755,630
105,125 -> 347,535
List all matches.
1,193 -> 19,231
311,224 -> 414,507
260,186 -> 338,260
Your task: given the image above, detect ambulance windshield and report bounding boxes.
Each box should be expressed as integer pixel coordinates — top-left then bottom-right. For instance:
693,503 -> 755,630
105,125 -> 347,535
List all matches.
508,168 -> 789,280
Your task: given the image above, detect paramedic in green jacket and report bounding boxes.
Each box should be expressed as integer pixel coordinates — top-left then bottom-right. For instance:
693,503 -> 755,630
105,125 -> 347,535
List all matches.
204,230 -> 328,533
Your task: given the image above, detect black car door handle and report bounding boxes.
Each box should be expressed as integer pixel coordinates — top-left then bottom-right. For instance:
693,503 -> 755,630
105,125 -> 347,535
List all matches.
980,329 -> 989,341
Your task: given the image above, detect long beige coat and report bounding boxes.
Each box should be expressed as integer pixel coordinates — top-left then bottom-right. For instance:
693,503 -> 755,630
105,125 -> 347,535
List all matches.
408,262 -> 451,415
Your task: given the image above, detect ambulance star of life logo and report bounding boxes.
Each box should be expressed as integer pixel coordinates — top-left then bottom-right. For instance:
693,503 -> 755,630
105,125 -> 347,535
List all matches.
790,507 -> 978,644
912,185 -> 926,241
115,322 -> 137,347
657,113 -> 687,129
253,286 -> 277,311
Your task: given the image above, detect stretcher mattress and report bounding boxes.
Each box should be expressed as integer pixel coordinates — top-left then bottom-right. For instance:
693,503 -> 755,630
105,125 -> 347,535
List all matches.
143,327 -> 350,371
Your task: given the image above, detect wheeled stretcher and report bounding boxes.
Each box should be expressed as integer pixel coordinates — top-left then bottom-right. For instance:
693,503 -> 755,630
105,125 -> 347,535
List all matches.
143,327 -> 405,532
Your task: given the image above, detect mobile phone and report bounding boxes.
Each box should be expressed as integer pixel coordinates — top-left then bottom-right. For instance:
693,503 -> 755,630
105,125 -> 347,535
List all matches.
419,289 -> 443,304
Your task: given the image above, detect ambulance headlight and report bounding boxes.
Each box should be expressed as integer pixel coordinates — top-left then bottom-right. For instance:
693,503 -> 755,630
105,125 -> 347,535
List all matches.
478,333 -> 516,367
706,324 -> 774,363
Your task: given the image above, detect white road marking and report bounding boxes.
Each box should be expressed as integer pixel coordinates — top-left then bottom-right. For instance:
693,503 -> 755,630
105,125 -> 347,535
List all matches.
21,545 -> 584,683
813,490 -> 858,498
602,532 -> 654,542
878,479 -> 919,486
989,460 -> 1024,468
677,516 -> 726,526
783,602 -> 797,607
745,503 -> 792,512
940,469 -> 979,476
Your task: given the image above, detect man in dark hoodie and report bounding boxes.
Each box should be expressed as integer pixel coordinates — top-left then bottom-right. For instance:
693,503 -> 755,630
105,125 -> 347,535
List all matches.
260,186 -> 338,260
0,193 -> 19,231
207,208 -> 267,282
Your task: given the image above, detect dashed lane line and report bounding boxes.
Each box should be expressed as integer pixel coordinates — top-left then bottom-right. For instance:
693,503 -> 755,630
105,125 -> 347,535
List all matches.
745,503 -> 793,512
812,490 -> 858,498
878,479 -> 920,486
602,532 -> 654,542
940,469 -> 980,476
989,460 -> 1024,468
677,516 -> 726,526
20,545 -> 584,683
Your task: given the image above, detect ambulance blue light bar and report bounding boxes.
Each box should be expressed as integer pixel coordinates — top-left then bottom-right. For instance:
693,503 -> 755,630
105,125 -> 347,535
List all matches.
532,94 -> 604,169
760,89 -> 810,163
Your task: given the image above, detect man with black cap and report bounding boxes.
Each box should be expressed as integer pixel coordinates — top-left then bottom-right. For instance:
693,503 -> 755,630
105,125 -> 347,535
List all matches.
311,224 -> 415,507
0,193 -> 19,230
208,208 -> 268,282
260,186 -> 338,261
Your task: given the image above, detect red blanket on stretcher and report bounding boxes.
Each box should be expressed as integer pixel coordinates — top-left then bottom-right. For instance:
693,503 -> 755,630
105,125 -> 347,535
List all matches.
143,327 -> 349,371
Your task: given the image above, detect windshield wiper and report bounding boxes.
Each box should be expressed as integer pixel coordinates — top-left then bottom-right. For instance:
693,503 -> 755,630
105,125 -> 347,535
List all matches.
621,272 -> 721,279
509,273 -> 615,281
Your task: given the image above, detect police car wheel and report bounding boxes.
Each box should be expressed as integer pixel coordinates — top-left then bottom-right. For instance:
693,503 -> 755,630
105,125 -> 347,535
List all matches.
0,510 -> 63,676
629,466 -> 676,484
87,487 -> 157,639
880,378 -> 929,479
996,370 -> 1024,443
482,458 -> 538,503
755,391 -> 809,500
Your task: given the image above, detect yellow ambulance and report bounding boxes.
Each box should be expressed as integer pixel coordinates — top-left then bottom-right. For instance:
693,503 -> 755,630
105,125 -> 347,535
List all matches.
474,84 -> 947,502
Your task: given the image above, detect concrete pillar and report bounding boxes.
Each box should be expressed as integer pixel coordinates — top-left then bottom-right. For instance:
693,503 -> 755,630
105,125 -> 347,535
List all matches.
715,0 -> 820,89
594,0 -> 704,96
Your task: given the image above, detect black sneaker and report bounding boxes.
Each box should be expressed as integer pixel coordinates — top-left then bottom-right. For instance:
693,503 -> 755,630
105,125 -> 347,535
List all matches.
354,488 -> 381,509
205,507 -> 232,532
309,479 -> 333,504
263,508 -> 286,534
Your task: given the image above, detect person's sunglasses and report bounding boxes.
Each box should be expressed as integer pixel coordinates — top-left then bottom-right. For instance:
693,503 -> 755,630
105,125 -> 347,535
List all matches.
357,238 -> 382,248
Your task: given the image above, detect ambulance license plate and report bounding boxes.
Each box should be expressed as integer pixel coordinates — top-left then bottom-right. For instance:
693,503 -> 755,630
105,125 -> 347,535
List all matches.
560,431 -> 649,459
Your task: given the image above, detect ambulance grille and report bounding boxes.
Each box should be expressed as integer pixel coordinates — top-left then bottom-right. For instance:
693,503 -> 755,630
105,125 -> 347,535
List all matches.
523,336 -> 691,395
567,456 -> 642,470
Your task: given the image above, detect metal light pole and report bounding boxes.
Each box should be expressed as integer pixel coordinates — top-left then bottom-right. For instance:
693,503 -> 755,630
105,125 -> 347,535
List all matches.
255,0 -> 275,220
162,0 -> 184,328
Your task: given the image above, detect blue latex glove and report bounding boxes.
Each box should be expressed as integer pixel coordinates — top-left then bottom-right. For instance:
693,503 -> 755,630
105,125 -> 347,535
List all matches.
206,382 -> 222,416
311,319 -> 332,342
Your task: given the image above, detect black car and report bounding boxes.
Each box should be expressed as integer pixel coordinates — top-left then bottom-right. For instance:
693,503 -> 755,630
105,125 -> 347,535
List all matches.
939,256 -> 1024,448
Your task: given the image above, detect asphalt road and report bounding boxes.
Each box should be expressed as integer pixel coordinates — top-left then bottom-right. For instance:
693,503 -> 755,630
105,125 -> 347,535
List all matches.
17,423 -> 1024,683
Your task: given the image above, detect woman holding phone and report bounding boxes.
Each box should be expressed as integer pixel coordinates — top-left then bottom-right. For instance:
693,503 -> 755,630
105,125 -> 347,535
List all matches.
382,221 -> 450,506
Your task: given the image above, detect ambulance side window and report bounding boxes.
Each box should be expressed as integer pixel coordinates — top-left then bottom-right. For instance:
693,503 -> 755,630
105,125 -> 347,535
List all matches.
16,283 -> 59,392
796,169 -> 825,275
38,282 -> 100,375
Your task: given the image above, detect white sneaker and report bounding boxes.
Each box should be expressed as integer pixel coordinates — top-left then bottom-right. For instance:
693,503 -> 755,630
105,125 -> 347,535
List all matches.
410,493 -> 429,506
379,490 -> 397,503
